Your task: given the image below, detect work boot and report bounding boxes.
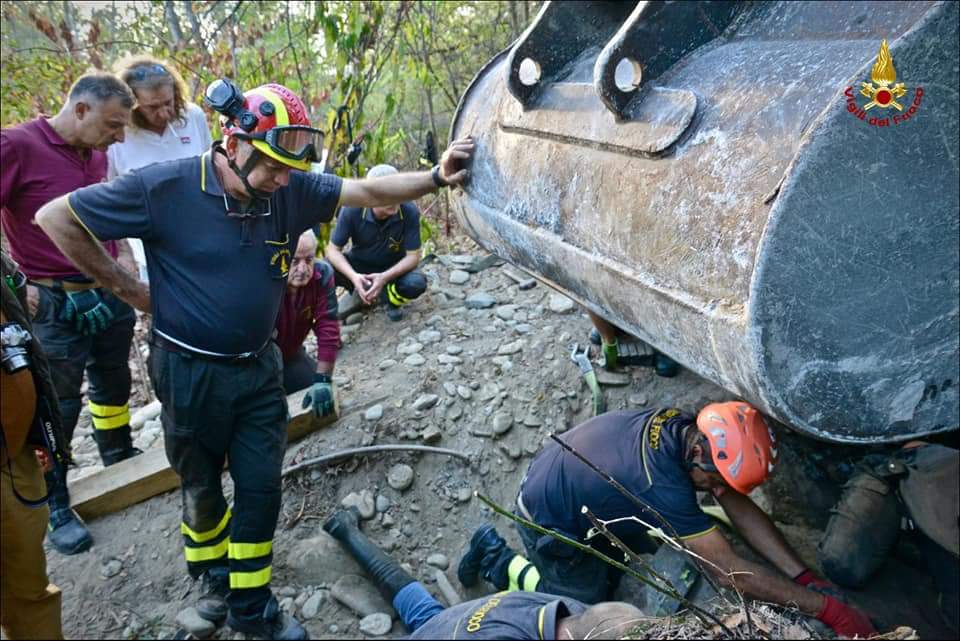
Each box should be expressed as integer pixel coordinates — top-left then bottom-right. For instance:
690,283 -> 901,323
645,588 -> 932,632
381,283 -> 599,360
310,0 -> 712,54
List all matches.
323,508 -> 416,601
226,595 -> 308,640
44,468 -> 93,555
601,341 -> 619,370
654,353 -> 679,378
92,425 -> 142,466
385,302 -> 403,322
196,566 -> 229,625
457,524 -> 509,587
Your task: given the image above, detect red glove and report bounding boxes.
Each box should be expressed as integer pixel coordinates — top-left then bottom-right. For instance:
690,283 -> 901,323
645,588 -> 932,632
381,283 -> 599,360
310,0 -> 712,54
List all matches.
794,568 -> 844,598
817,595 -> 877,638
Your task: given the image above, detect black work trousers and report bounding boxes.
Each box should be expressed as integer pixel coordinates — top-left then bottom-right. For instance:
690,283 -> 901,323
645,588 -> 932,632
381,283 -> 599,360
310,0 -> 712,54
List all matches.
149,341 -> 288,624
30,285 -> 135,453
333,254 -> 427,306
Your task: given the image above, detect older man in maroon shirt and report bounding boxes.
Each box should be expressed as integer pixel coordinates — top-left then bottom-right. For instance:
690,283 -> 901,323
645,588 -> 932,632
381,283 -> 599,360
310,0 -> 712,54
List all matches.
0,72 -> 137,556
275,231 -> 340,409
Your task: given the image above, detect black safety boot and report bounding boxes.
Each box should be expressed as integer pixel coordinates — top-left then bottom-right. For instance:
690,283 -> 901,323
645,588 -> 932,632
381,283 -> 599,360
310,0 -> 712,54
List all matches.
226,596 -> 308,640
385,303 -> 404,322
323,507 -> 416,601
92,425 -> 142,466
457,524 -> 510,588
44,468 -> 93,555
654,353 -> 680,378
196,566 -> 229,626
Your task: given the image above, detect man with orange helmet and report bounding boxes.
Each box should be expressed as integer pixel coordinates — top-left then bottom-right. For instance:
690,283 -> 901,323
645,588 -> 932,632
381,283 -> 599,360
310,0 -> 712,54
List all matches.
35,78 -> 474,640
459,403 -> 877,638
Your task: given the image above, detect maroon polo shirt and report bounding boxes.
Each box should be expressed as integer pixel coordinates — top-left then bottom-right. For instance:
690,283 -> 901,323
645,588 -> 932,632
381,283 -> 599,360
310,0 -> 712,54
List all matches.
0,117 -> 118,279
275,262 -> 340,364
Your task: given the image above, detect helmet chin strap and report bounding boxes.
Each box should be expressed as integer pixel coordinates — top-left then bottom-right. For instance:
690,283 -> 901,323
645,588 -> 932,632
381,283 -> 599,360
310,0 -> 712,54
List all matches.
214,141 -> 272,202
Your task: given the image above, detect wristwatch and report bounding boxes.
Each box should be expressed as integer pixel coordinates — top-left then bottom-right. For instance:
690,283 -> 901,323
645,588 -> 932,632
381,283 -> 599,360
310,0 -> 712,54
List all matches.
431,164 -> 449,188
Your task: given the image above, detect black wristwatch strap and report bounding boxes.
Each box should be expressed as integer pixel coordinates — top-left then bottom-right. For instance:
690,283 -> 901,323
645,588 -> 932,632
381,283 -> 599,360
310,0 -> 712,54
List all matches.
431,165 -> 448,188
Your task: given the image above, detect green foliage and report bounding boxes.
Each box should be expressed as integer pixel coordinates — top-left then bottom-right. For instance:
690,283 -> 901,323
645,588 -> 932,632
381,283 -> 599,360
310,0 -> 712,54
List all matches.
2,0 -> 538,241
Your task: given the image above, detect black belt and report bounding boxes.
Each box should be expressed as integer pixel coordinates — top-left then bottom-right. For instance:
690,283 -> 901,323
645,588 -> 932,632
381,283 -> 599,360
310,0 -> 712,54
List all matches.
150,332 -> 273,363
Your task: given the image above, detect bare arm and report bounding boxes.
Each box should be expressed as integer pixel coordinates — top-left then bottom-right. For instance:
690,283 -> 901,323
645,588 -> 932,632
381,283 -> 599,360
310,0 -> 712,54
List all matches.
338,137 -> 474,209
379,251 -> 419,282
325,243 -> 360,282
686,529 -> 823,614
35,195 -> 150,313
715,488 -> 808,578
115,238 -> 138,276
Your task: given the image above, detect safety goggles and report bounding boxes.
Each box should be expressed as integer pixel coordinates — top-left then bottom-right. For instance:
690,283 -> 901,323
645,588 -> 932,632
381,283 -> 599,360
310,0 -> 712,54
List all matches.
246,125 -> 324,163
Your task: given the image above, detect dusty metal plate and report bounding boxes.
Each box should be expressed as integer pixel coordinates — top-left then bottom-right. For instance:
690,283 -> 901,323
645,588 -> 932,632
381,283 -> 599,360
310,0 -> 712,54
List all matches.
500,82 -> 697,156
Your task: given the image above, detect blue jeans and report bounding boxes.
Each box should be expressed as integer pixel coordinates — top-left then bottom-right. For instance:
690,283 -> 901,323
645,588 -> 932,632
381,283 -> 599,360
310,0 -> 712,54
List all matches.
392,582 -> 444,631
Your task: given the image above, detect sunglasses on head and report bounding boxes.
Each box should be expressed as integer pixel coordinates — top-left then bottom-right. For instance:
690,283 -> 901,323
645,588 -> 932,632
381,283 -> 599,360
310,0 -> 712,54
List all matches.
131,64 -> 169,81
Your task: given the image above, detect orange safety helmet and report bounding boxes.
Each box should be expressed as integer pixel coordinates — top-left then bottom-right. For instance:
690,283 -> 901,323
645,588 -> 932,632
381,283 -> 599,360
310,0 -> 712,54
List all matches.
695,401 -> 777,494
218,83 -> 321,172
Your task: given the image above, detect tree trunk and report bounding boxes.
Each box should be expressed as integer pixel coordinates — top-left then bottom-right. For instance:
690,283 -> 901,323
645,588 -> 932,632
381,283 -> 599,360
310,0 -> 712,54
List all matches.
164,0 -> 184,47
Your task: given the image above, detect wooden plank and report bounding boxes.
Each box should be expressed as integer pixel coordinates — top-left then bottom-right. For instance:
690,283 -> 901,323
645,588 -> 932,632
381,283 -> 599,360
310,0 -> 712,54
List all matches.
71,388 -> 340,521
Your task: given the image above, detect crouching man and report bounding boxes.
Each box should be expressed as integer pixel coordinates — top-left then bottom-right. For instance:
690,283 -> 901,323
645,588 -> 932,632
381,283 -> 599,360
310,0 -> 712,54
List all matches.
275,231 -> 340,415
325,164 -> 427,322
459,403 -> 877,639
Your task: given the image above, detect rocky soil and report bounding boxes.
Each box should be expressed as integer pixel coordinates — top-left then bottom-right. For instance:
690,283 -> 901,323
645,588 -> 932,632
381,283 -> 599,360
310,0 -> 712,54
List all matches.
50,244 -> 952,639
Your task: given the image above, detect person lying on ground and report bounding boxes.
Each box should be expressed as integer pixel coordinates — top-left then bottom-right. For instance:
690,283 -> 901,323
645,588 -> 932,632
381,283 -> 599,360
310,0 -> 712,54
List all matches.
818,440 -> 959,633
323,506 -> 645,639
458,402 -> 877,639
36,77 -> 474,641
274,231 -> 339,408
325,163 -> 427,322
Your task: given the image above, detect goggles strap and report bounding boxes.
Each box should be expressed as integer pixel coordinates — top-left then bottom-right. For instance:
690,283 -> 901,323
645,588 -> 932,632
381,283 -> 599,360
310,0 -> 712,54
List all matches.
216,141 -> 272,202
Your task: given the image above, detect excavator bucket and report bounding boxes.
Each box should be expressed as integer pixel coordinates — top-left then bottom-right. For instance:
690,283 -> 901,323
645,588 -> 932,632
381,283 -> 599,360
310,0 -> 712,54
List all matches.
449,1 -> 959,443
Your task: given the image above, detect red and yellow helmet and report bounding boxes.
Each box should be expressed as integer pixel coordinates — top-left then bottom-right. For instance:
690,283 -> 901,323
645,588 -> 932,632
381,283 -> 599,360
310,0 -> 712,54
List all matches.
219,83 -> 322,172
696,401 -> 777,494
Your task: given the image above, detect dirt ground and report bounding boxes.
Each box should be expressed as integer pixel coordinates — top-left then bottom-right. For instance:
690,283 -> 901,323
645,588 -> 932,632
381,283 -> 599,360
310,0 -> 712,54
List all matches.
49,244 -> 954,640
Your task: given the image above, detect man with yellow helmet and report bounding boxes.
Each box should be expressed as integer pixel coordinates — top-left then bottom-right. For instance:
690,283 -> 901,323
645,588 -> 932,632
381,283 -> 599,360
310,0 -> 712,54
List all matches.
36,79 -> 474,640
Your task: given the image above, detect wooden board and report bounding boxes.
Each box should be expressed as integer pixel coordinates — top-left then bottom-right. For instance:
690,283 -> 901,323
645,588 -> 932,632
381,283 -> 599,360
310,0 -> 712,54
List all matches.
71,388 -> 340,521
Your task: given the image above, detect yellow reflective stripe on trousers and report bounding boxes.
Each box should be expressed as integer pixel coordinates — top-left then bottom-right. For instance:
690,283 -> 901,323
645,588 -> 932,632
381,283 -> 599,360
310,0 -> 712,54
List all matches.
181,509 -> 232,543
228,541 -> 273,560
506,555 -> 540,592
386,283 -> 410,307
184,537 -> 229,562
230,566 -> 272,589
88,401 -> 130,430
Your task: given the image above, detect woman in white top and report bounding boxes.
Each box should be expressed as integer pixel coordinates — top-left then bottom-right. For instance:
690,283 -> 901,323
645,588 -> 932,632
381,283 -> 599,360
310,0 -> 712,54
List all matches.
108,56 -> 212,279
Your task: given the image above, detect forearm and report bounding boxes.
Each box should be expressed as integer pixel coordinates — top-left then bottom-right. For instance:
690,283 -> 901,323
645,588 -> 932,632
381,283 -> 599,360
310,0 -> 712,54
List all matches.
717,490 -> 807,577
36,196 -> 149,311
325,245 -> 358,279
381,253 -> 420,282
710,555 -> 824,615
316,359 -> 334,375
341,172 -> 437,209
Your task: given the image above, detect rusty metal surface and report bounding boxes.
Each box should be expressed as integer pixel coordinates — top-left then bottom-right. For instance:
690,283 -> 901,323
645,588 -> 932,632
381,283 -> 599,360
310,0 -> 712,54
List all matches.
450,0 -> 957,443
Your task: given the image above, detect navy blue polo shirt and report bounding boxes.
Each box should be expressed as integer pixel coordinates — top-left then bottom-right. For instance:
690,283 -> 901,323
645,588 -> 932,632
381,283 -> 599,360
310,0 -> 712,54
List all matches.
67,151 -> 342,354
331,202 -> 420,271
519,409 -> 715,549
410,591 -> 586,640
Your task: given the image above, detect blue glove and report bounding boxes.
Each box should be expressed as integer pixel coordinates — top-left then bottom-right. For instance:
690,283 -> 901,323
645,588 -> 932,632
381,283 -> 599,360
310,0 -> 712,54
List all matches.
301,373 -> 335,417
60,289 -> 114,336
